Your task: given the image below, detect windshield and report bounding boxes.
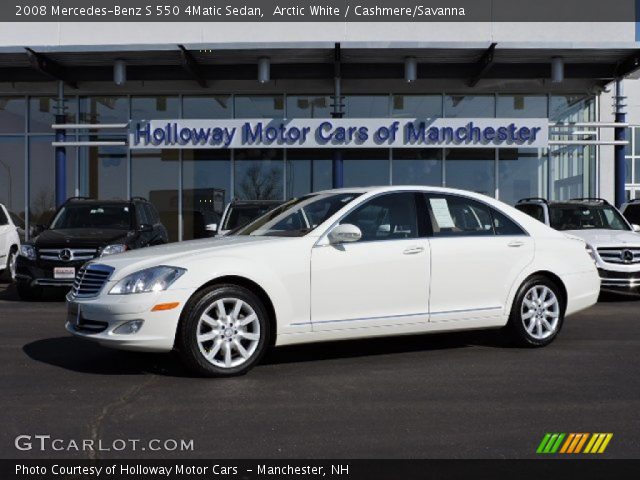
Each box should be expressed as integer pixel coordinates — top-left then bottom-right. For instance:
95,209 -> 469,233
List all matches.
50,204 -> 133,230
236,193 -> 362,237
223,203 -> 281,231
549,204 -> 630,231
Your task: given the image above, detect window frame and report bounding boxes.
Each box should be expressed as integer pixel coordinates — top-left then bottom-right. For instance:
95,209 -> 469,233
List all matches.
423,192 -> 528,238
329,191 -> 428,244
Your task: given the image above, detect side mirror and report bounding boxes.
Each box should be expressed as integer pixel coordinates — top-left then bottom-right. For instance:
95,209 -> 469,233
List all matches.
328,223 -> 362,244
138,224 -> 153,233
633,224 -> 640,233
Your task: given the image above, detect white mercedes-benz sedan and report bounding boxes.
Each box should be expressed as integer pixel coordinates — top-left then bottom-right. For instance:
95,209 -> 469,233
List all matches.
66,186 -> 600,377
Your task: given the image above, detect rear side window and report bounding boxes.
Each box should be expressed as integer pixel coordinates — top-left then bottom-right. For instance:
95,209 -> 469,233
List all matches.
425,194 -> 493,237
623,204 -> 640,225
492,210 -> 526,236
144,204 -> 159,224
515,204 -> 545,223
136,204 -> 150,226
425,194 -> 525,237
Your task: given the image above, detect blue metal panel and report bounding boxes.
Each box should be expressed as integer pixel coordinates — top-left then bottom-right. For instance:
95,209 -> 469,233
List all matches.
55,114 -> 66,207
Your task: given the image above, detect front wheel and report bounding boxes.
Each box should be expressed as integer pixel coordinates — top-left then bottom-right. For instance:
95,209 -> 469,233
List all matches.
2,247 -> 17,282
177,284 -> 270,377
507,275 -> 564,347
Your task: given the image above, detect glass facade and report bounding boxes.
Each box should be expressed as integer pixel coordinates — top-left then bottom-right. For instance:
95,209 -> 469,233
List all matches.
0,92 -> 597,241
624,126 -> 640,200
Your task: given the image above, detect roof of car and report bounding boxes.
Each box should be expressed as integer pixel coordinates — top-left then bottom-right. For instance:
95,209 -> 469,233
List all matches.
64,198 -> 135,205
517,198 -> 610,207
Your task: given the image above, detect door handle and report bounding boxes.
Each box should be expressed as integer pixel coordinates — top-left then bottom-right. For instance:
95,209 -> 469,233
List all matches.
403,246 -> 425,255
508,240 -> 525,248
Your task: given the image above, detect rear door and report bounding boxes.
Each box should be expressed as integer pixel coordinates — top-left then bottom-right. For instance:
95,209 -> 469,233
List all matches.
424,193 -> 534,322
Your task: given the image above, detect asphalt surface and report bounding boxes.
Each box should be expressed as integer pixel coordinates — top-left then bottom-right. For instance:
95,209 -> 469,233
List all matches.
0,281 -> 638,460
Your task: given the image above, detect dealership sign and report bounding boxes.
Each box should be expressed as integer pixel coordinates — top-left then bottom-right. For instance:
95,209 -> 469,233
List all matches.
129,118 -> 548,149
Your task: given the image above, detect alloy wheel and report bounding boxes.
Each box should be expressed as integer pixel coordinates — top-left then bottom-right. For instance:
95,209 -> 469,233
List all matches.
8,251 -> 17,281
521,285 -> 560,340
196,297 -> 261,368
520,285 -> 560,340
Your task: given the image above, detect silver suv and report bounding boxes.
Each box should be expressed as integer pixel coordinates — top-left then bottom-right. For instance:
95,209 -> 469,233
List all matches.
515,197 -> 640,294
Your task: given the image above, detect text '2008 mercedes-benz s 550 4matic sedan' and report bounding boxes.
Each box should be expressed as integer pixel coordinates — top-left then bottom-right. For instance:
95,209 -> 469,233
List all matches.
65,186 -> 601,377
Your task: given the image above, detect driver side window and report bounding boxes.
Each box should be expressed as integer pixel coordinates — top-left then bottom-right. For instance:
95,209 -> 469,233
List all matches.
340,192 -> 419,242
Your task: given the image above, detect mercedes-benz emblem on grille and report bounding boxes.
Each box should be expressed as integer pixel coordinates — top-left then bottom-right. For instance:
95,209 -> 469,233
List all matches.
621,249 -> 634,264
59,249 -> 73,261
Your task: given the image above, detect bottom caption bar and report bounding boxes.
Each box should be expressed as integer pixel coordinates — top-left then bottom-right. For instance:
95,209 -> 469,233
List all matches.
5,459 -> 639,480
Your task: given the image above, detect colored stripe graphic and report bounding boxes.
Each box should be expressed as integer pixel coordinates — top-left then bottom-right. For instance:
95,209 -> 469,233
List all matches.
584,433 -> 614,454
536,433 -> 565,454
538,433 -> 613,454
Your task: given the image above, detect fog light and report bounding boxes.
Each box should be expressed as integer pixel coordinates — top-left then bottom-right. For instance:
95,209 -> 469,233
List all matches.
113,320 -> 144,335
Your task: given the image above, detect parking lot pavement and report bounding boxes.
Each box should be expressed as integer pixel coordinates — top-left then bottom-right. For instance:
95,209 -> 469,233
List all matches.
0,281 -> 639,460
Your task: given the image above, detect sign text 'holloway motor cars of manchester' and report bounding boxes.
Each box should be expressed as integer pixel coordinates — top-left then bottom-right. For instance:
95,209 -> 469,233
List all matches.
129,118 -> 548,149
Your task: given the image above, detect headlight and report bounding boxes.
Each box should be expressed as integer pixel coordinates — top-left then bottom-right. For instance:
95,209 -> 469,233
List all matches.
109,266 -> 186,295
19,245 -> 36,261
101,244 -> 127,257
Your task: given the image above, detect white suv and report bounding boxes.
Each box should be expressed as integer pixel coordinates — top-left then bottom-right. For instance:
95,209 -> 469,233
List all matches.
0,203 -> 21,282
516,197 -> 640,293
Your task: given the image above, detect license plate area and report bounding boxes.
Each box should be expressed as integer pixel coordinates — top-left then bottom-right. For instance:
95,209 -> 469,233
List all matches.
54,267 -> 76,279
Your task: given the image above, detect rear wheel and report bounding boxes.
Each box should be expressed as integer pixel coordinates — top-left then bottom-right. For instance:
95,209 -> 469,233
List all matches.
507,275 -> 564,347
177,284 -> 270,377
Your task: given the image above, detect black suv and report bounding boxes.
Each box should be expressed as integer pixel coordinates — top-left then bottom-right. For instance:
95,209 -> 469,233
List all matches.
15,197 -> 168,300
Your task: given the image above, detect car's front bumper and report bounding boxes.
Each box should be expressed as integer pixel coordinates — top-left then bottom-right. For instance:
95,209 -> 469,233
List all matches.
15,256 -> 89,288
65,287 -> 195,352
598,268 -> 640,292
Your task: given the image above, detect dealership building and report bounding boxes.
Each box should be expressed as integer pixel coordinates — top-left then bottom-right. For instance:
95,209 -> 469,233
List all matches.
1,20 -> 639,241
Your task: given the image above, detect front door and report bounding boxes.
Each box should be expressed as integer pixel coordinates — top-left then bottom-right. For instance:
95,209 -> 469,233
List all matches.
311,192 -> 430,331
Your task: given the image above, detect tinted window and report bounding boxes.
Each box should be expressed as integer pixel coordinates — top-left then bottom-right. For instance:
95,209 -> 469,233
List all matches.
135,204 -> 149,226
51,204 -> 133,230
425,195 -> 494,237
340,192 -> 418,242
224,204 -> 280,231
515,204 -> 545,223
549,204 -> 629,231
0,208 -> 8,226
492,210 -> 526,236
143,204 -> 157,225
623,204 -> 640,226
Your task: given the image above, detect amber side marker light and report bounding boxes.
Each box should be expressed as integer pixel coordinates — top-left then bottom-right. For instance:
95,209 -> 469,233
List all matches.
151,302 -> 180,312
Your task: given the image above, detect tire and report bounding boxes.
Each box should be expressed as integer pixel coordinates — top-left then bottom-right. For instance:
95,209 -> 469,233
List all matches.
2,247 -> 17,282
16,282 -> 43,301
506,275 -> 565,347
176,284 -> 270,377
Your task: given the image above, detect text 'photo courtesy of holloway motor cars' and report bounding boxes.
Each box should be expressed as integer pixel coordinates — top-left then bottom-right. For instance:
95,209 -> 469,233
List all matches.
64,186 -> 600,377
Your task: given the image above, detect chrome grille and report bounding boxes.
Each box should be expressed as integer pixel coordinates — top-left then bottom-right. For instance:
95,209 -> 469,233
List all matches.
71,264 -> 114,298
597,247 -> 640,265
39,248 -> 98,261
